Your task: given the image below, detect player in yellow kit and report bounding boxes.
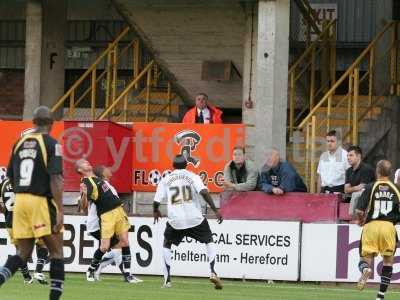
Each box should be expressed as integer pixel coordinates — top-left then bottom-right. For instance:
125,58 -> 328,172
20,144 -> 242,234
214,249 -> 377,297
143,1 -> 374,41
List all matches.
355,160 -> 400,300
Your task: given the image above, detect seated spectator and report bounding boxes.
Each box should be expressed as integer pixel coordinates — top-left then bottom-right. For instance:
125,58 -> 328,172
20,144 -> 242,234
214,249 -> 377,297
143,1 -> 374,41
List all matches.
223,146 -> 258,192
317,130 -> 350,194
182,93 -> 223,124
258,148 -> 307,195
344,146 -> 375,215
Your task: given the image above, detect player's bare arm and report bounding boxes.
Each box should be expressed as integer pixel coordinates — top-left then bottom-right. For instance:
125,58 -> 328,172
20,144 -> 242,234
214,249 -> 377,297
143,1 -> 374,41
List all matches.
80,182 -> 89,211
199,189 -> 222,224
50,174 -> 64,233
354,209 -> 365,226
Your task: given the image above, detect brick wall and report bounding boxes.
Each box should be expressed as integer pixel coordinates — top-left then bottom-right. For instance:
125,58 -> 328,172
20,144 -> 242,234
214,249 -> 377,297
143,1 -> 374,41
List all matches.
0,70 -> 24,119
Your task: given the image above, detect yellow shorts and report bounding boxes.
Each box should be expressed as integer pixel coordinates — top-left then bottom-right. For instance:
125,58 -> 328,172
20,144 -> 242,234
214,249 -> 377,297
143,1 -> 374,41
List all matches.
100,206 -> 130,239
360,220 -> 398,257
12,193 -> 58,239
7,228 -> 46,248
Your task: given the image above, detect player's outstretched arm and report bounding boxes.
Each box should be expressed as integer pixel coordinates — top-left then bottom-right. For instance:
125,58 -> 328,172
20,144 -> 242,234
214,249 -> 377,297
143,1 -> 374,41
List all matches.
354,209 -> 366,226
51,174 -> 64,233
199,189 -> 223,224
79,182 -> 89,212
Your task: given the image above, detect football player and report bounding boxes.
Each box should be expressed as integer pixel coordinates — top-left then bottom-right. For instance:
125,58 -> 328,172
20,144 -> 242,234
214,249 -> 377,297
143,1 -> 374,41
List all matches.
153,154 -> 223,289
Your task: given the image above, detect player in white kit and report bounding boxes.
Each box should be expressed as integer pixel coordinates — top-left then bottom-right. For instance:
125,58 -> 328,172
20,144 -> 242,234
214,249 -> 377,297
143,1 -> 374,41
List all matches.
153,155 -> 223,289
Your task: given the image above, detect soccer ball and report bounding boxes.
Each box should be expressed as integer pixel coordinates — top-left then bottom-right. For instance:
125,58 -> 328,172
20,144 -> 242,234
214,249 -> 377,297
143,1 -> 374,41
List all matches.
162,170 -> 172,179
0,167 -> 7,185
148,169 -> 161,186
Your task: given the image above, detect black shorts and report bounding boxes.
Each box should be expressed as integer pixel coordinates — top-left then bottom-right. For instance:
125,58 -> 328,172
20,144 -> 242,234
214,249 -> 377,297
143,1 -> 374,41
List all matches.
89,230 -> 119,248
164,218 -> 213,246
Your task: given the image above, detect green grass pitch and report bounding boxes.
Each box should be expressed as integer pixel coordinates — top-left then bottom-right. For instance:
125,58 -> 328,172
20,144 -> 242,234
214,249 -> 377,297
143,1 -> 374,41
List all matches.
1,273 -> 400,300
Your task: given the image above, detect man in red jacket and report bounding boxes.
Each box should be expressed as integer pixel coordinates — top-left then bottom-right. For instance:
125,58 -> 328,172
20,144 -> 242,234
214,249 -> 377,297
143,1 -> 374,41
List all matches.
182,93 -> 223,124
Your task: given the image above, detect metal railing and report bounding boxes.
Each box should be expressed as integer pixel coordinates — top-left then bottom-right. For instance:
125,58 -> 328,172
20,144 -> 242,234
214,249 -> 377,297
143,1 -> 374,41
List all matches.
292,21 -> 400,192
293,0 -> 321,45
288,19 -> 337,137
51,26 -> 178,122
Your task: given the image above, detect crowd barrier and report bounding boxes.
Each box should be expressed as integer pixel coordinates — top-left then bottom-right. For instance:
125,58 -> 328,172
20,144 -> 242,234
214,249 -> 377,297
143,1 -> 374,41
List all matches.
220,192 -> 339,223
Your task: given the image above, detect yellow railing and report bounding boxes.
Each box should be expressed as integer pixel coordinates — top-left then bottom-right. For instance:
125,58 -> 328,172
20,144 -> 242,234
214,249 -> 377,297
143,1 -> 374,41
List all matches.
293,0 -> 321,45
293,21 -> 400,192
51,26 -> 178,122
288,19 -> 337,137
51,27 -> 140,119
102,63 -> 177,122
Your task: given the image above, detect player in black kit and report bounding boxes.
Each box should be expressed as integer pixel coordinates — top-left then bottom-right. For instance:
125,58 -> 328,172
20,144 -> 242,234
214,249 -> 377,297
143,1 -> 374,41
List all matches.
0,171 -> 49,285
0,106 -> 64,300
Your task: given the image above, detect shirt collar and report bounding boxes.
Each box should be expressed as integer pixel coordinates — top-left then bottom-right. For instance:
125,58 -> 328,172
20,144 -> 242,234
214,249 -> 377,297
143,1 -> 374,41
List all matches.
352,161 -> 363,171
197,106 -> 210,114
328,146 -> 343,157
230,160 -> 245,170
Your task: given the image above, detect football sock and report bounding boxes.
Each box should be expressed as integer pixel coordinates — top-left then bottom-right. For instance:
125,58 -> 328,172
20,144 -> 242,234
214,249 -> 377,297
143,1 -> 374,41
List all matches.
163,247 -> 172,283
0,255 -> 23,286
377,265 -> 393,299
99,250 -> 122,271
49,259 -> 64,300
358,261 -> 370,273
20,262 -> 31,279
122,247 -> 131,274
35,246 -> 49,273
118,263 -> 124,275
89,249 -> 104,271
112,249 -> 122,266
206,243 -> 217,274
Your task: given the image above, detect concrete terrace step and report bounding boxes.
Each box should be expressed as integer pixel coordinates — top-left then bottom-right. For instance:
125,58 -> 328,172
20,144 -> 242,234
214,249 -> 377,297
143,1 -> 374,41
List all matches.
315,107 -> 381,120
125,103 -> 178,112
330,95 -> 387,107
112,115 -> 170,122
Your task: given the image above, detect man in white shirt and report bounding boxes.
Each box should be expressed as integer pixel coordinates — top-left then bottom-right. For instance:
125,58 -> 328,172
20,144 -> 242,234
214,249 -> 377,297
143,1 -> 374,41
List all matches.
153,155 -> 223,289
317,130 -> 350,193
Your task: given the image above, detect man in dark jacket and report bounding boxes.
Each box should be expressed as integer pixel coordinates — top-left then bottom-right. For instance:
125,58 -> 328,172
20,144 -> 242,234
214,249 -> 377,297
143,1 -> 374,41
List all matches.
258,148 -> 307,195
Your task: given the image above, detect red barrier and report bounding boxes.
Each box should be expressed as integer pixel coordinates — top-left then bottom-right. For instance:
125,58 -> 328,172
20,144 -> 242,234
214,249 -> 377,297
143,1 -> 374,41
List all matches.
220,192 -> 339,223
338,203 -> 352,221
62,121 -> 132,192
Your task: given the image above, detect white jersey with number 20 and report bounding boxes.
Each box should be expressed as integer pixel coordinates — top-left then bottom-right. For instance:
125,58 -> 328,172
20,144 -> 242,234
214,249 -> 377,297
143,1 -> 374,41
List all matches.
154,169 -> 206,230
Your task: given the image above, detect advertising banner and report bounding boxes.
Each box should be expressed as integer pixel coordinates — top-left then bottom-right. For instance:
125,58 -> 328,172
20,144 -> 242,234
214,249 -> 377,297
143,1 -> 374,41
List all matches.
301,223 -> 400,282
132,123 -> 245,192
0,216 -> 300,281
0,121 -> 132,192
0,121 -> 64,167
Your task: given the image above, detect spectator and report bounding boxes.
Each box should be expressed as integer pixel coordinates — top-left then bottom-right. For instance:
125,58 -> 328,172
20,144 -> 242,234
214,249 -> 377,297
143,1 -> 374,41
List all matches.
223,146 -> 258,192
395,168 -> 400,186
258,148 -> 307,195
344,146 -> 375,215
317,130 -> 350,193
182,93 -> 223,124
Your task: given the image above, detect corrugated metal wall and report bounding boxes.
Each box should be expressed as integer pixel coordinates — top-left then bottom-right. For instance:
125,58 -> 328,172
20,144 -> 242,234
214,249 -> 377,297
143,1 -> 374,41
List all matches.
0,20 -> 139,69
290,0 -> 393,44
290,0 -> 393,70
